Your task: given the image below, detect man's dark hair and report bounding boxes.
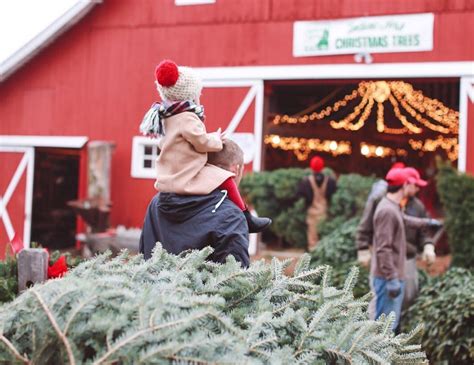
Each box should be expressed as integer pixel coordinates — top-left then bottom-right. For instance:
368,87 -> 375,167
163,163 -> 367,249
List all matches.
208,140 -> 244,169
387,184 -> 403,193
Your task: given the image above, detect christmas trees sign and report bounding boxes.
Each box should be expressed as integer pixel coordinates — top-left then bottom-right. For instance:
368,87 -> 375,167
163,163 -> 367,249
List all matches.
0,246 -> 427,364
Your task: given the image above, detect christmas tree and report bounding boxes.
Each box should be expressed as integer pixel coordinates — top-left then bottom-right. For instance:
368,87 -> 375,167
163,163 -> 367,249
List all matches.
0,246 -> 427,364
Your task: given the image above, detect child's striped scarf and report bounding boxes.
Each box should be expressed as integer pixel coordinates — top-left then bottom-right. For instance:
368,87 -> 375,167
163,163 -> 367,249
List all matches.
139,100 -> 205,137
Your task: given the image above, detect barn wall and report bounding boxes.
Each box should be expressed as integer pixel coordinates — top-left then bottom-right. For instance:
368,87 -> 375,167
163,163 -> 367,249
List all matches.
0,0 -> 473,227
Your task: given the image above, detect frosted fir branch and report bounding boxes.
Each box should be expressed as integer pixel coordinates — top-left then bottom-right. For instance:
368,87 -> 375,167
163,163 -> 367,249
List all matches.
342,266 -> 359,295
0,334 -> 30,364
272,295 -> 302,315
164,354 -> 235,365
227,285 -> 265,309
321,347 -> 352,364
293,254 -> 312,277
31,289 -> 76,365
379,312 -> 397,337
92,310 -> 214,365
395,324 -> 424,345
336,321 -> 364,350
63,296 -> 98,336
347,320 -> 381,355
360,348 -> 391,365
297,302 -> 333,352
271,257 -> 284,281
201,270 -> 249,291
138,334 -> 237,364
291,266 -> 327,282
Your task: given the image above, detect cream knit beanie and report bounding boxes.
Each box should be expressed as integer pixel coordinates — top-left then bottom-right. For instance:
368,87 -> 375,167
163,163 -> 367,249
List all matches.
155,60 -> 202,103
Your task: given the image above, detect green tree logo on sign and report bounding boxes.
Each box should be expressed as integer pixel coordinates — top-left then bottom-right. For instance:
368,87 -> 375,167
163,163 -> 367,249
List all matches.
316,29 -> 329,50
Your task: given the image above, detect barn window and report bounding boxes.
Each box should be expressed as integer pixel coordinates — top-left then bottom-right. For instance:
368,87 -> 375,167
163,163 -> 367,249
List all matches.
131,136 -> 161,178
175,0 -> 216,5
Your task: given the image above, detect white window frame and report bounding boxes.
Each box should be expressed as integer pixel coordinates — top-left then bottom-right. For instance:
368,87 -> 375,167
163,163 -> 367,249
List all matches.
131,136 -> 161,179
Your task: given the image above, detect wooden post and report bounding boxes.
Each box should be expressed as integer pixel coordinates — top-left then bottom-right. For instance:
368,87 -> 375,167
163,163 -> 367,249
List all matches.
17,249 -> 48,292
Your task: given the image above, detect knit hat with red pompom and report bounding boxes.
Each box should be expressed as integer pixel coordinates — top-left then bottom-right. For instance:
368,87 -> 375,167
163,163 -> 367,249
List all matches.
310,156 -> 325,173
155,60 -> 202,103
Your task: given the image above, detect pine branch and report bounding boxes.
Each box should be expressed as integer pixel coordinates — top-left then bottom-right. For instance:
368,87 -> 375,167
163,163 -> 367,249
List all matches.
63,296 -> 98,336
0,334 -> 30,364
163,354 -> 224,364
31,289 -> 76,365
92,311 -> 212,365
293,254 -> 311,276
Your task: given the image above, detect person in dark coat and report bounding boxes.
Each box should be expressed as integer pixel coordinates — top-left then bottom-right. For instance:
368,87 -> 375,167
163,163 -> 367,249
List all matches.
139,140 -> 250,267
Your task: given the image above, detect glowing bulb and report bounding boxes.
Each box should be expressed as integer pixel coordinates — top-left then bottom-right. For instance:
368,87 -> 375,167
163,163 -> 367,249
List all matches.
361,145 -> 369,156
375,146 -> 384,157
329,141 -> 338,151
272,135 -> 281,144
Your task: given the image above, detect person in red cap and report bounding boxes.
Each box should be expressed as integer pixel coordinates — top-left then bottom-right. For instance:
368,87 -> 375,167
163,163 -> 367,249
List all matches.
368,167 -> 442,332
296,156 -> 337,250
356,165 -> 441,328
139,60 -> 271,234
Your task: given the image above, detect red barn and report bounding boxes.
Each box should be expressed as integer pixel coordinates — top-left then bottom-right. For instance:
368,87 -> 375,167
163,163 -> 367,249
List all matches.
1,0 -> 473,254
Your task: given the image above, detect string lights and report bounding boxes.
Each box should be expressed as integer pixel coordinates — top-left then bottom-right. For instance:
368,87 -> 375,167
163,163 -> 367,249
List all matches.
271,80 -> 459,136
272,90 -> 359,125
264,134 -> 351,161
360,142 -> 408,159
265,132 -> 456,161
409,136 -> 458,161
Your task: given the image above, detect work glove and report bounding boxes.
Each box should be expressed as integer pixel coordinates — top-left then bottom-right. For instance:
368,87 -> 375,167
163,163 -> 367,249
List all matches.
422,243 -> 436,265
427,218 -> 443,228
386,279 -> 401,298
357,249 -> 371,267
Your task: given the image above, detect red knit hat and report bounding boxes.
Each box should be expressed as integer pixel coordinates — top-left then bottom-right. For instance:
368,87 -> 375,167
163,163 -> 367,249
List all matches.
154,59 -> 203,102
310,156 -> 324,172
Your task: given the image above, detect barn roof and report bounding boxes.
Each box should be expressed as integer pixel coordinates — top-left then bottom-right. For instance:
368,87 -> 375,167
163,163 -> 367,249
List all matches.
0,0 -> 101,82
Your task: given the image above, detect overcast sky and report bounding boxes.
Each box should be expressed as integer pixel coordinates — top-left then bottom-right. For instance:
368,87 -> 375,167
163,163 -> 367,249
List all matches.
0,0 -> 79,64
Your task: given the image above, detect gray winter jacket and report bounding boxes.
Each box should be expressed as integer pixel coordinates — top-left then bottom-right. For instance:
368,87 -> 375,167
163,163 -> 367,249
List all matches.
139,190 -> 250,267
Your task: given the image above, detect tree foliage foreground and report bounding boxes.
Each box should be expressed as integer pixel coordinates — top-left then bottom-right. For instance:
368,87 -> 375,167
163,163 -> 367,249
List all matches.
0,246 -> 427,364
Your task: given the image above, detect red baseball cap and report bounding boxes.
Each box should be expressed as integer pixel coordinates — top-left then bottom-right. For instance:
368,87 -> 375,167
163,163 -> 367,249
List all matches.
391,162 -> 405,169
385,167 -> 428,187
404,167 -> 428,187
310,156 -> 324,172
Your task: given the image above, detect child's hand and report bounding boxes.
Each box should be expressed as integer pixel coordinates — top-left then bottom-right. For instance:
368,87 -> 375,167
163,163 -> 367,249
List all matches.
215,128 -> 224,141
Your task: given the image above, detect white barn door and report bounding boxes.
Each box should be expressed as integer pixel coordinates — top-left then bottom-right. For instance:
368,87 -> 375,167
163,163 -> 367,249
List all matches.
202,80 -> 264,171
0,147 -> 34,258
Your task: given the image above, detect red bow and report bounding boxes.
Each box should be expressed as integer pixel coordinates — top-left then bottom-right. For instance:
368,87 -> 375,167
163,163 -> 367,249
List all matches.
47,255 -> 69,279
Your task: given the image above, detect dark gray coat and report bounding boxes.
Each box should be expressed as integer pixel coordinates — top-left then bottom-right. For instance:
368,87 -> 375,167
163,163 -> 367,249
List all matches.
139,190 -> 250,267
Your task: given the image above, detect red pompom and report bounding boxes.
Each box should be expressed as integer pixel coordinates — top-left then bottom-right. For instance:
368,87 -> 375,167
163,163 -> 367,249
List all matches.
155,60 -> 179,87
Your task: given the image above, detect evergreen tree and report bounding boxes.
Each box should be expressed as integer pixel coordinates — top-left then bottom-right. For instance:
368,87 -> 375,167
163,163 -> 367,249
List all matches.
0,246 -> 427,364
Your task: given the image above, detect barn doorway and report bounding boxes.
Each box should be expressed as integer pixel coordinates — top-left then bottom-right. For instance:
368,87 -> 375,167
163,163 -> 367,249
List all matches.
263,78 -> 460,217
31,148 -> 80,249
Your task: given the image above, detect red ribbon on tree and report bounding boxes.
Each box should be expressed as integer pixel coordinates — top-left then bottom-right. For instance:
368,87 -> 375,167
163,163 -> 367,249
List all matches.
47,255 -> 68,279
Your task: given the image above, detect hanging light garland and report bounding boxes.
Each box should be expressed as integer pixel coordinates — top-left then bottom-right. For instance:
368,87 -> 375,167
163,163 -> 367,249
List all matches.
272,89 -> 359,125
264,134 -> 351,161
271,81 -> 459,136
265,132 -> 457,161
391,81 -> 458,133
409,136 -> 458,161
360,142 -> 408,159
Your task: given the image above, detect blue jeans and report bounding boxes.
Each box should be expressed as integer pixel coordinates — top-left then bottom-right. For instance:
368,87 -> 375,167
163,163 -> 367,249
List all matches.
371,276 -> 405,331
